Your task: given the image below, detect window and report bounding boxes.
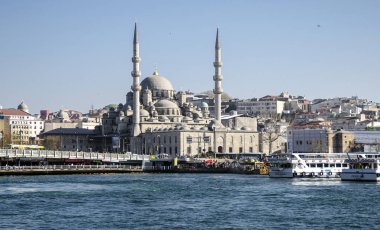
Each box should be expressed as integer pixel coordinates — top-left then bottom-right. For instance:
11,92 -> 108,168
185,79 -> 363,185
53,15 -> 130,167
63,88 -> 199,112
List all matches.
229,147 -> 233,153
239,147 -> 243,153
187,146 -> 191,154
249,147 -> 253,153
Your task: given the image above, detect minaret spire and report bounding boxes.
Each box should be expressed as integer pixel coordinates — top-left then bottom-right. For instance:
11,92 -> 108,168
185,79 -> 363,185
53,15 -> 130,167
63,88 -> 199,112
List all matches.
215,28 -> 220,49
213,28 -> 223,126
131,23 -> 141,137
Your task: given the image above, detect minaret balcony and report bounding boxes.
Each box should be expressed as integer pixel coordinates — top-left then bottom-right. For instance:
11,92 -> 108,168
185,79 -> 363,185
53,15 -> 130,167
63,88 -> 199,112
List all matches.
132,57 -> 141,62
213,61 -> 222,67
131,70 -> 141,77
131,85 -> 141,91
213,75 -> 223,81
213,89 -> 224,94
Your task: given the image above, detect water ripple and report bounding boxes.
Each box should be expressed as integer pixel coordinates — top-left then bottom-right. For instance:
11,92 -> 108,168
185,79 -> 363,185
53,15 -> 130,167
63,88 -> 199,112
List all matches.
1,174 -> 379,229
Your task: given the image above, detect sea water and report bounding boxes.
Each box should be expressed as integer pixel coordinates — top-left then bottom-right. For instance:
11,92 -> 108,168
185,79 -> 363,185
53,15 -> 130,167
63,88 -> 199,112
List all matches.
0,174 -> 379,229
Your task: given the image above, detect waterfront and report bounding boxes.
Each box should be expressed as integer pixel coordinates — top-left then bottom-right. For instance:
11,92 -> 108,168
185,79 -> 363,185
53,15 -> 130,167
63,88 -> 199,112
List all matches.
1,174 -> 379,229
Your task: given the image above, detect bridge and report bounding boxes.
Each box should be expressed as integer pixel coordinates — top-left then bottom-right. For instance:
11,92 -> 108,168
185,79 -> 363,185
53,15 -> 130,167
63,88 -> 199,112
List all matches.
0,149 -> 150,163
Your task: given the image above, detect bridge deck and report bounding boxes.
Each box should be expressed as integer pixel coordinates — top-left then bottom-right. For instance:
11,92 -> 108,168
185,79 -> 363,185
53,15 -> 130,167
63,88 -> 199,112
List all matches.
0,149 -> 150,162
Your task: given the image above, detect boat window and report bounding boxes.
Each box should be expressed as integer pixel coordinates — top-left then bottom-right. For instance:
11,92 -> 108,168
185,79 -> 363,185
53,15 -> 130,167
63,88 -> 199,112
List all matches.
310,164 -> 316,167
317,164 -> 322,167
329,164 -> 334,167
324,163 -> 328,167
342,164 -> 348,167
336,163 -> 342,167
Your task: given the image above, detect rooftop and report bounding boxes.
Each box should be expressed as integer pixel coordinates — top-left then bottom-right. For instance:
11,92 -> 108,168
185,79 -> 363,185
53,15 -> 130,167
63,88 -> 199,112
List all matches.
0,109 -> 30,116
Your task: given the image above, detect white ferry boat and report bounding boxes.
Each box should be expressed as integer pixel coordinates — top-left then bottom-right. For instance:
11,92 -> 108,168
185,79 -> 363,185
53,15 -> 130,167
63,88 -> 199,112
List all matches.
268,153 -> 349,178
340,153 -> 380,182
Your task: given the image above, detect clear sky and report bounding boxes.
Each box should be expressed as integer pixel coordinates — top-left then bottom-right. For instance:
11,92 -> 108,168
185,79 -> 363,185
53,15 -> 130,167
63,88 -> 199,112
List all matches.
1,0 -> 380,114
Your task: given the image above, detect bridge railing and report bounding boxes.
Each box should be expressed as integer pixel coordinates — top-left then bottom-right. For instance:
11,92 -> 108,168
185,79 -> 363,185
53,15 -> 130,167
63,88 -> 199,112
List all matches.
0,164 -> 143,171
0,149 -> 150,161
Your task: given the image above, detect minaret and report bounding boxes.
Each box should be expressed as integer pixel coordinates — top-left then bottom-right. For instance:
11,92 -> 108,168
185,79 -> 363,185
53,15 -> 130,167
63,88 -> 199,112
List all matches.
213,28 -> 223,125
131,23 -> 141,137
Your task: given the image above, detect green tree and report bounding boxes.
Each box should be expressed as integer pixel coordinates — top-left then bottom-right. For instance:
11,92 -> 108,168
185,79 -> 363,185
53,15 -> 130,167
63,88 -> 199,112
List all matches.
200,90 -> 232,100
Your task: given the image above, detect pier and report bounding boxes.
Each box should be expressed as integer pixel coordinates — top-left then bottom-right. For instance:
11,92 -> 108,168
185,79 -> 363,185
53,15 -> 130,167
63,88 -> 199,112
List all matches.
0,149 -> 268,176
0,149 -> 149,163
0,165 -> 143,176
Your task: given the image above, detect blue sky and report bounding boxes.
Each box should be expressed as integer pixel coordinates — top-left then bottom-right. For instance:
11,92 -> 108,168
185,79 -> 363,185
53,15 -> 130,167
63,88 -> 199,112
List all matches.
1,0 -> 379,114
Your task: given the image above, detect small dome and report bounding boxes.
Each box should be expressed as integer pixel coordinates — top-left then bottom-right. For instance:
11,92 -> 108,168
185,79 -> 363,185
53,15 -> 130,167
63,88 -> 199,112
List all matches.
141,70 -> 174,91
201,102 -> 209,108
158,115 -> 169,122
200,127 -> 208,131
182,116 -> 193,122
140,109 -> 150,117
241,126 -> 252,131
229,110 -> 238,116
154,99 -> 179,109
119,111 -> 125,117
17,101 -> 29,112
180,125 -> 190,131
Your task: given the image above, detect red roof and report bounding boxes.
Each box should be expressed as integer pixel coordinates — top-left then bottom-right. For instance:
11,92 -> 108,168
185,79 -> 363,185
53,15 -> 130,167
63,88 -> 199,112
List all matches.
0,109 -> 30,116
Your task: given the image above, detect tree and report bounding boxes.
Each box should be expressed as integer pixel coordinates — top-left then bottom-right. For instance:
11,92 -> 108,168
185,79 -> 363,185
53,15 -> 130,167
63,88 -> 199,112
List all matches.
103,104 -> 118,111
200,90 -> 232,100
260,119 -> 286,154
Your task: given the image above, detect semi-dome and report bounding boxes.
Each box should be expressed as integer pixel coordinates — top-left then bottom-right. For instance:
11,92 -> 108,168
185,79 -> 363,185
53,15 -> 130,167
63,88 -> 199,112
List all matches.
141,70 -> 174,91
140,109 -> 150,117
154,99 -> 179,109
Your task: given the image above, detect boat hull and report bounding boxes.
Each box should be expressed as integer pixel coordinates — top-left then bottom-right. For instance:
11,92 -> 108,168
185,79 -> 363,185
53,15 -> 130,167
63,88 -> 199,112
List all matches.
269,169 -> 293,178
341,170 -> 380,182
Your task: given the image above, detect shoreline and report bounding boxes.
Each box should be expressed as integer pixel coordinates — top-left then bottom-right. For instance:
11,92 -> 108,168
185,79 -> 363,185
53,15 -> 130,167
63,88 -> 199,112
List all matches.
0,167 -> 264,176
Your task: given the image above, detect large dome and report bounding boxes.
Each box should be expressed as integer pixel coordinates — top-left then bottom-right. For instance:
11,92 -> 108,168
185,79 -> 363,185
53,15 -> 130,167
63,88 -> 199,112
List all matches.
141,70 -> 174,91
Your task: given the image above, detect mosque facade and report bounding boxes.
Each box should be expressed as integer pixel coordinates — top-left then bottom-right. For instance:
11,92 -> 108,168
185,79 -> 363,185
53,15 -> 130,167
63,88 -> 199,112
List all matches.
104,24 -> 259,156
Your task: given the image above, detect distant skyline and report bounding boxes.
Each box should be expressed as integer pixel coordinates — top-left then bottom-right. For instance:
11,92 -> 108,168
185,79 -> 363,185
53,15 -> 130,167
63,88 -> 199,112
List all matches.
1,0 -> 380,114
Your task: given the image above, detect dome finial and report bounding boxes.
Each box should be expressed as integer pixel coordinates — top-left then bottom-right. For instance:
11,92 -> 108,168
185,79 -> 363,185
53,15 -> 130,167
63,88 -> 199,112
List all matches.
153,66 -> 158,76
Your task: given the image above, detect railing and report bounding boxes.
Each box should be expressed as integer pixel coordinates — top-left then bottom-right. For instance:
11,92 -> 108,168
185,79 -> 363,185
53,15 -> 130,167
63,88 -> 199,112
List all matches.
0,149 -> 150,161
0,164 -> 143,171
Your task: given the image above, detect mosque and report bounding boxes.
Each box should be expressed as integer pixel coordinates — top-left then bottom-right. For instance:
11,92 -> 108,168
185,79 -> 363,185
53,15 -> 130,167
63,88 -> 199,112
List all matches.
103,24 -> 259,156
